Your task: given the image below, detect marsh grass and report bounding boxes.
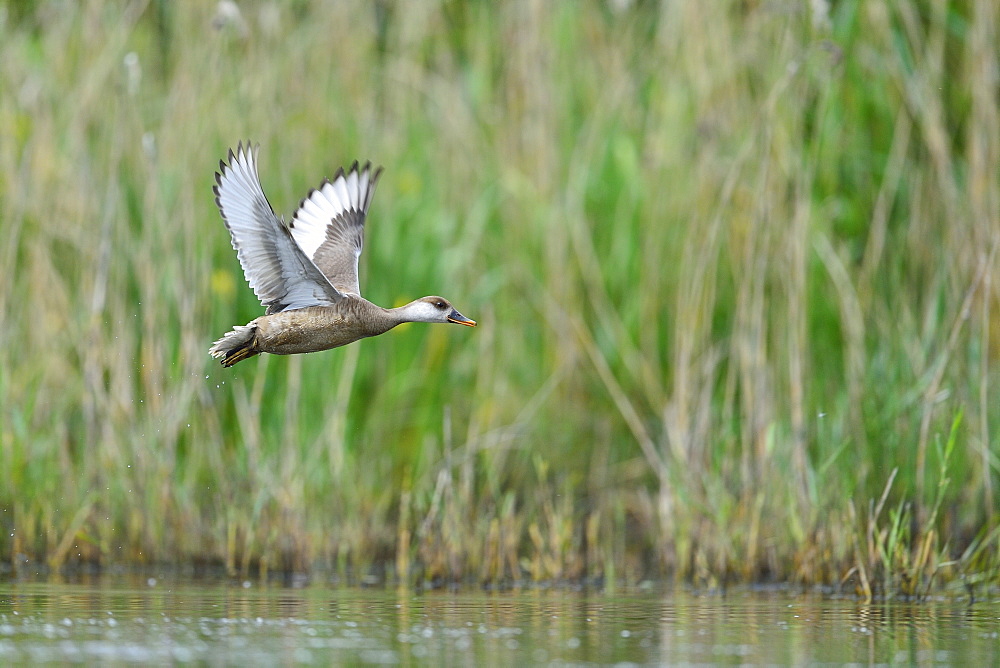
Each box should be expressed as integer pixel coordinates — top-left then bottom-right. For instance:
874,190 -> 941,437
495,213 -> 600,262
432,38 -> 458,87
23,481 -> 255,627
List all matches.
1,1 -> 998,592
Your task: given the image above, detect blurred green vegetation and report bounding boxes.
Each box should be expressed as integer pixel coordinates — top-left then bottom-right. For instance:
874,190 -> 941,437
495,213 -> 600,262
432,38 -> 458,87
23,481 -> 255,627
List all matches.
1,0 -> 998,593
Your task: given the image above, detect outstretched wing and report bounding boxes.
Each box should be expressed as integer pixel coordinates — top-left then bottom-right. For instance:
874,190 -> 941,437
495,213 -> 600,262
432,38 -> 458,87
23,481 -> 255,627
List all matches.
214,142 -> 344,314
288,161 -> 383,296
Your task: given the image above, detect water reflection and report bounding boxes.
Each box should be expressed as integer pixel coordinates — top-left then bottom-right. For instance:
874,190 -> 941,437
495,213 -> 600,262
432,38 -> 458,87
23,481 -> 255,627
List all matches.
0,576 -> 997,664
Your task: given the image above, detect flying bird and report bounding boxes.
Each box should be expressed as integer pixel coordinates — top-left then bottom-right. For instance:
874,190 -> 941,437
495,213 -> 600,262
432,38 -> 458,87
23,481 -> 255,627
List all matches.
209,142 -> 476,367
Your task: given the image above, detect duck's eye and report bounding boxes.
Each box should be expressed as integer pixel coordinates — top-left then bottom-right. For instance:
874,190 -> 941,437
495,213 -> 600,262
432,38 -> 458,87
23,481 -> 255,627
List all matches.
434,300 -> 446,309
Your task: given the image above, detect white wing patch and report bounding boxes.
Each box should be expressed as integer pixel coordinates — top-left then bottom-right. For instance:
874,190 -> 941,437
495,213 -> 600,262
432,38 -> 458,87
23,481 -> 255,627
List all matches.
289,161 -> 383,296
290,180 -> 352,259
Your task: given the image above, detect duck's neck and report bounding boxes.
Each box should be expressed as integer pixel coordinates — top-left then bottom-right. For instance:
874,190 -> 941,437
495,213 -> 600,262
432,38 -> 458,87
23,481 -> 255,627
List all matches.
384,300 -> 421,325
386,298 -> 449,327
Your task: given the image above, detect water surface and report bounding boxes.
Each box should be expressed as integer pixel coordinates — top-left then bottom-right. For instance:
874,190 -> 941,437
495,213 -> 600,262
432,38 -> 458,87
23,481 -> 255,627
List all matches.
0,576 -> 997,664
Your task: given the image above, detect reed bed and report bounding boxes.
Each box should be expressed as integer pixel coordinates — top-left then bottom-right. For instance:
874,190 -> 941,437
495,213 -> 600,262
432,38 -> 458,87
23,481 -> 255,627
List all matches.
1,1 -> 998,594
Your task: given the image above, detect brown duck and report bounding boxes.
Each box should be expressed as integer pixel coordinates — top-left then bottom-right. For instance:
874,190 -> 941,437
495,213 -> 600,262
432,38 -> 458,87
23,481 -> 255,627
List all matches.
209,142 -> 476,367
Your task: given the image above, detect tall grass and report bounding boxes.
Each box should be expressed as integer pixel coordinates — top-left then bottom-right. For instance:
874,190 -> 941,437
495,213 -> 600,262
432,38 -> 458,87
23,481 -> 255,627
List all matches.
1,0 -> 997,591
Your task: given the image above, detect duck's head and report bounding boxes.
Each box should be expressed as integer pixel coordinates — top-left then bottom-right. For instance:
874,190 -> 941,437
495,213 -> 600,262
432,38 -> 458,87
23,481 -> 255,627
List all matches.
402,296 -> 477,326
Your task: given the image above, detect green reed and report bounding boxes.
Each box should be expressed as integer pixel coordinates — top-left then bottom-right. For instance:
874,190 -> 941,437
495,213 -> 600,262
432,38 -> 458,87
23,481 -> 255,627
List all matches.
0,1 -> 997,591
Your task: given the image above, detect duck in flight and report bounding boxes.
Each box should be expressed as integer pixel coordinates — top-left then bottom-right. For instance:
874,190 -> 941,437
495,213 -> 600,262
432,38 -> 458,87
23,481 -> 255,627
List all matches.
209,142 -> 476,367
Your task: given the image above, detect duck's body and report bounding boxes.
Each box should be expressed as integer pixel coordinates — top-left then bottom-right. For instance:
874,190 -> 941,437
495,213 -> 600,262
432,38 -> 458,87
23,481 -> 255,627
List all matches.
209,142 -> 475,367
254,300 -> 397,355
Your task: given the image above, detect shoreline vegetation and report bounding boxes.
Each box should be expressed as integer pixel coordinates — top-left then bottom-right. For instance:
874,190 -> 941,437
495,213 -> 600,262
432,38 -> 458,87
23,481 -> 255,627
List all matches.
1,2 -> 998,598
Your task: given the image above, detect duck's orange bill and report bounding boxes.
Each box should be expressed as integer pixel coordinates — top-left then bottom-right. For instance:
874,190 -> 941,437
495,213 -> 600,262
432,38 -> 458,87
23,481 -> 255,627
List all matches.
448,311 -> 477,327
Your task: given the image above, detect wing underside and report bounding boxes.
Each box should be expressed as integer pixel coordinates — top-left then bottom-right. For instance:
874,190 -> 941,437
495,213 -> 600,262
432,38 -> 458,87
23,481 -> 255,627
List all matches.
214,142 -> 343,314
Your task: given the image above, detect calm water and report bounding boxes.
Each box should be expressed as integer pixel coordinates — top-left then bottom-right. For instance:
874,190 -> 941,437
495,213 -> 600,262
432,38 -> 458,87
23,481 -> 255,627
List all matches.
0,576 -> 997,665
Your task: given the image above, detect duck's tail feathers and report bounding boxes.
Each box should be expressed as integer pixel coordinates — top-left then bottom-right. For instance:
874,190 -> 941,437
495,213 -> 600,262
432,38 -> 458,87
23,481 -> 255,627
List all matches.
209,324 -> 259,367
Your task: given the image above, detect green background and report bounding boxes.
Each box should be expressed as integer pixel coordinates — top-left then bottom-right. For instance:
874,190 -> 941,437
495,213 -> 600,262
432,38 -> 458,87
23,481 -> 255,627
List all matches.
1,1 -> 998,592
